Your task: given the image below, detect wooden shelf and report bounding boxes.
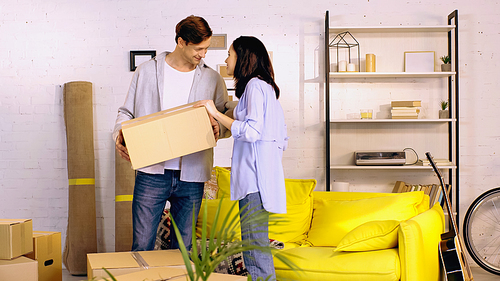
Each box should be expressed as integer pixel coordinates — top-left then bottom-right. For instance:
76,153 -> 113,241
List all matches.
329,72 -> 455,78
329,25 -> 455,33
330,165 -> 457,170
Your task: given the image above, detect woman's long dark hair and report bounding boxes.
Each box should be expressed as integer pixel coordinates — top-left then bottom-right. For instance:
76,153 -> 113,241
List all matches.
232,36 -> 280,99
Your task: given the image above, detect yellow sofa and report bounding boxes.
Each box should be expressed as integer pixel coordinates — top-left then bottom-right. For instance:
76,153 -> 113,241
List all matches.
201,167 -> 445,281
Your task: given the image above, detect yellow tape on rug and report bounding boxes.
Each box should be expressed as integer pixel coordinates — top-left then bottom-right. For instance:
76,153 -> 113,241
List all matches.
68,178 -> 95,185
115,195 -> 133,202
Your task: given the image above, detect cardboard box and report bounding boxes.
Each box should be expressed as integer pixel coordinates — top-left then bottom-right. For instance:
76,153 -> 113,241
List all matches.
122,103 -> 216,170
112,267 -> 247,281
24,231 -> 62,281
87,249 -> 186,280
0,219 -> 33,259
0,256 -> 38,281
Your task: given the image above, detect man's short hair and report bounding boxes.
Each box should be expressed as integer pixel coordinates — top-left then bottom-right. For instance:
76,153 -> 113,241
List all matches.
175,15 -> 212,45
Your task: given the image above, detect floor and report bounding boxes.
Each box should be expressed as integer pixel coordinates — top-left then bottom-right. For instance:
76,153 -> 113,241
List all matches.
63,267 -> 499,281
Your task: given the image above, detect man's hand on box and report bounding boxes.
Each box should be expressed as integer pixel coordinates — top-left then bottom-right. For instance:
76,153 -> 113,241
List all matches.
115,129 -> 131,162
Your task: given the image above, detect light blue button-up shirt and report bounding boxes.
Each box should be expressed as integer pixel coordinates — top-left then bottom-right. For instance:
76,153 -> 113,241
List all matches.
230,78 -> 288,214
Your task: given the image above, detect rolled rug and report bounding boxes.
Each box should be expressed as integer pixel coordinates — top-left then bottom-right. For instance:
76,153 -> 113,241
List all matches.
62,81 -> 97,275
114,150 -> 135,252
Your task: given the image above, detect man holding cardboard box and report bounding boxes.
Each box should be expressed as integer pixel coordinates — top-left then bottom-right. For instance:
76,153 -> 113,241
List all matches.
112,15 -> 229,252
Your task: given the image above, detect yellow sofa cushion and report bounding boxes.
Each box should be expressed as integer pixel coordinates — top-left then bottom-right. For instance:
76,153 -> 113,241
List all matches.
215,166 -> 316,244
308,191 -> 425,247
269,179 -> 316,244
215,166 -> 231,198
398,203 -> 445,281
335,220 -> 399,252
274,247 -> 400,281
196,198 -> 241,240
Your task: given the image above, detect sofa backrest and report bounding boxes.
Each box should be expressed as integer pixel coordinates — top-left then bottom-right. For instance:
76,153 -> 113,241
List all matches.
307,191 -> 429,247
197,167 -> 317,245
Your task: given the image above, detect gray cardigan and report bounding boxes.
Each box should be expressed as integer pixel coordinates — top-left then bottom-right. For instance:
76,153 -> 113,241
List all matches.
113,51 -> 229,182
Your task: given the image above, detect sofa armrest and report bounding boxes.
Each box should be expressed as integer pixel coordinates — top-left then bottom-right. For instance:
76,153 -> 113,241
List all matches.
398,204 -> 445,281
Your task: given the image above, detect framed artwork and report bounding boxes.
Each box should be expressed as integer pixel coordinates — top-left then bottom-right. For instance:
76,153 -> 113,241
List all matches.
404,51 -> 435,72
130,50 -> 156,71
217,64 -> 232,78
209,34 -> 227,50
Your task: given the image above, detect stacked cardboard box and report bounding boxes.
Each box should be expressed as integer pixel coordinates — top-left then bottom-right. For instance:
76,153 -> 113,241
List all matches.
87,249 -> 187,280
25,231 -> 62,281
112,267 -> 248,281
0,219 -> 37,280
0,219 -> 63,281
0,256 -> 38,281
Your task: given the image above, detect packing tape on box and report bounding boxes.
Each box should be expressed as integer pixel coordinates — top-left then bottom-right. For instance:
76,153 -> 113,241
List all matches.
68,178 -> 95,185
115,195 -> 133,202
131,252 -> 150,269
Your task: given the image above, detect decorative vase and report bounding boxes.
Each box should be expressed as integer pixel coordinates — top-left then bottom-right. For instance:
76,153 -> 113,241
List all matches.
439,110 -> 449,119
441,64 -> 451,72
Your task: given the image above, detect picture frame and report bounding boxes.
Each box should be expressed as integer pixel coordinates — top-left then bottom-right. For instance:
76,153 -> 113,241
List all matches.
130,50 -> 156,71
209,34 -> 227,50
217,64 -> 232,78
404,51 -> 435,72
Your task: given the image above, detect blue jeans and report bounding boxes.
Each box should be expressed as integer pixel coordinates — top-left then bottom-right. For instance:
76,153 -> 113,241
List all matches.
239,192 -> 276,281
131,170 -> 204,251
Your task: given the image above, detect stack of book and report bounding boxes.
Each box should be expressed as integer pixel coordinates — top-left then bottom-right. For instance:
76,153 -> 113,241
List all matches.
392,181 -> 451,208
390,100 -> 421,119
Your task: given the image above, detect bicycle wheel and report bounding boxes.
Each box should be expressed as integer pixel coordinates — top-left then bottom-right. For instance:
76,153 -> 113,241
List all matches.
463,187 -> 500,275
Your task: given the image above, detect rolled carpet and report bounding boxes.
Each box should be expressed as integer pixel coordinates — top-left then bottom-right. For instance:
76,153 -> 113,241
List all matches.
62,81 -> 97,275
114,150 -> 135,252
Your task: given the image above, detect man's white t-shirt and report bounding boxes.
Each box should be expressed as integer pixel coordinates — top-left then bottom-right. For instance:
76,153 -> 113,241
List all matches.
162,60 -> 195,170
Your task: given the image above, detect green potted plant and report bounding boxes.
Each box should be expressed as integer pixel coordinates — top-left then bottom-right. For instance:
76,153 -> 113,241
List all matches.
439,99 -> 449,119
440,55 -> 451,72
171,200 -> 299,281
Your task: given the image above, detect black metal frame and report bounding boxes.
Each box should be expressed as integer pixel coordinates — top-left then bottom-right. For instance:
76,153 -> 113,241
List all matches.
330,31 -> 360,72
325,11 -> 330,190
448,10 -> 459,227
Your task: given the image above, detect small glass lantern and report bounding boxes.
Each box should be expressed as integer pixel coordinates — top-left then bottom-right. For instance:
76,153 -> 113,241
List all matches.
330,31 -> 360,72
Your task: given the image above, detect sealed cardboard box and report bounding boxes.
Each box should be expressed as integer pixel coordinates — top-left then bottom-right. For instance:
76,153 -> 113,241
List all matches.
111,267 -> 247,281
87,249 -> 186,280
25,231 -> 62,281
122,103 -> 216,170
0,256 -> 38,281
0,219 -> 33,259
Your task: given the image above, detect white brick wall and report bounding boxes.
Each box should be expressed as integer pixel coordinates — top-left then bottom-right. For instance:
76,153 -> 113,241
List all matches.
1,0 -> 499,254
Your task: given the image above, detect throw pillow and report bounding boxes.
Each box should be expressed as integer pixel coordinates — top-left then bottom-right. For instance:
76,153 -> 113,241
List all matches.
334,220 -> 399,252
308,191 -> 424,247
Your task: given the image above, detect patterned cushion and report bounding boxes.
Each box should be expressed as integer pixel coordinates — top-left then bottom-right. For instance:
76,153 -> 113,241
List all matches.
203,168 -> 219,200
154,209 -> 171,250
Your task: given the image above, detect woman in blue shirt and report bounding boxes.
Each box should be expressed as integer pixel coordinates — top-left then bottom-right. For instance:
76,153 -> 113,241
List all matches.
195,36 -> 288,281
